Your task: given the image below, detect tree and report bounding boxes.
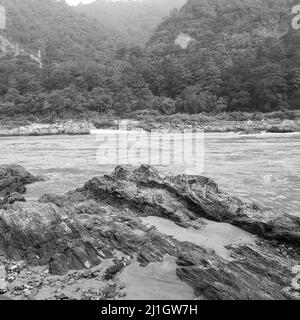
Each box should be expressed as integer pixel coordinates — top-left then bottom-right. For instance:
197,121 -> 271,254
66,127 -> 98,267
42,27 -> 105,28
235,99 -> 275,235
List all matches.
90,87 -> 113,115
152,97 -> 176,115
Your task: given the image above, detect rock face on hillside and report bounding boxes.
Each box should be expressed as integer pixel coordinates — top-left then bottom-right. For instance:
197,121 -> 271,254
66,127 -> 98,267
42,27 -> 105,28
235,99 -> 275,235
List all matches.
0,165 -> 299,300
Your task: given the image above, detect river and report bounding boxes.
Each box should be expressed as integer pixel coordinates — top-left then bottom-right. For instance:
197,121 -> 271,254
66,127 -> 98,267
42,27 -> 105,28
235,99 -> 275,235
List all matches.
0,132 -> 299,216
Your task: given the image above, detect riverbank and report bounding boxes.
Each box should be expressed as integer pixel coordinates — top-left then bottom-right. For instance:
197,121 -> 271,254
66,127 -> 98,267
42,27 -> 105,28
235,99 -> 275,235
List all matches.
0,164 -> 299,300
0,120 -> 94,137
1,112 -> 300,137
137,113 -> 300,133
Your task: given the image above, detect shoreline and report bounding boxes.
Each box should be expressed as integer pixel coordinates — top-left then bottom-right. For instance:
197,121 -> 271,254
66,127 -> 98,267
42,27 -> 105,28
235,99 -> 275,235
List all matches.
1,118 -> 300,137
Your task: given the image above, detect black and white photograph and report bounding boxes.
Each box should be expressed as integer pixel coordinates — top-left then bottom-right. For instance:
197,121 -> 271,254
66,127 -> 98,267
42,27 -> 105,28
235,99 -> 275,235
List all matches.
0,0 -> 299,308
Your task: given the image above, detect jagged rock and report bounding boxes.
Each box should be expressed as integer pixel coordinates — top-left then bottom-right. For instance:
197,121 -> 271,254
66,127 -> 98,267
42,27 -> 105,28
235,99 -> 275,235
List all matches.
78,164 -> 300,246
105,263 -> 125,275
0,202 -> 101,275
0,165 -> 45,197
6,192 -> 26,204
0,165 -> 299,300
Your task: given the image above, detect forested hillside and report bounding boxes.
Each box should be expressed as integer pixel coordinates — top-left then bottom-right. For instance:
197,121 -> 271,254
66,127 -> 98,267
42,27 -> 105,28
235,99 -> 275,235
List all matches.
132,0 -> 300,113
0,0 -> 118,62
75,0 -> 187,46
0,0 -> 300,124
0,0 -> 154,121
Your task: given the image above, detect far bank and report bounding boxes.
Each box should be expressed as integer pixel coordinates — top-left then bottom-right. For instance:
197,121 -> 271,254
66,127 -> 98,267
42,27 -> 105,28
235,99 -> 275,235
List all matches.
0,111 -> 300,137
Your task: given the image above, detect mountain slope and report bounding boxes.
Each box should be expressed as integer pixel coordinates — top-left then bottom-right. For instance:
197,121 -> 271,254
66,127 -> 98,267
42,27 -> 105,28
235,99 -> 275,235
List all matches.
0,0 -> 154,120
75,0 -> 187,46
0,0 -> 119,63
140,0 -> 300,112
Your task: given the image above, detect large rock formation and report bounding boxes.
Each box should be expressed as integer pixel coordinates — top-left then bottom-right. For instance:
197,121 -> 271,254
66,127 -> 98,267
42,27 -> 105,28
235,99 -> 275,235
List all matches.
78,165 -> 300,245
0,164 -> 299,300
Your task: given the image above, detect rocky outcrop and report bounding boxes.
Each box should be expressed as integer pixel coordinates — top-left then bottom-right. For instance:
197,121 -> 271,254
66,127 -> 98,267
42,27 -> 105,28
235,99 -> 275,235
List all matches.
0,164 -> 299,300
0,165 -> 45,198
77,165 -> 300,245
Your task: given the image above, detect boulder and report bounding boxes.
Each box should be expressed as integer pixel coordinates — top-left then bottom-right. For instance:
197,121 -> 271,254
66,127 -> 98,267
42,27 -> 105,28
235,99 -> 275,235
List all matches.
105,263 -> 125,275
0,165 -> 44,197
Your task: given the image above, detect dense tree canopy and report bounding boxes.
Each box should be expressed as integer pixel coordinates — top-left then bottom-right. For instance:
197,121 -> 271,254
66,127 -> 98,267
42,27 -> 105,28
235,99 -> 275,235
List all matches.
1,0 -> 300,122
139,0 -> 300,113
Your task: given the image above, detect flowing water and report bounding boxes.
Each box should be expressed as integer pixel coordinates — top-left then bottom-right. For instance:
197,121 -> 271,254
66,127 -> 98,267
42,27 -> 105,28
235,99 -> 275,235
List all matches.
0,132 -> 299,216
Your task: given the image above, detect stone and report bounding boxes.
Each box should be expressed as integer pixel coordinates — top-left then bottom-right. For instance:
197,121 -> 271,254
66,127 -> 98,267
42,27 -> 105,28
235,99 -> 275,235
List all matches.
103,286 -> 116,298
100,248 -> 114,259
105,263 -> 125,275
23,289 -> 31,297
118,291 -> 127,298
16,261 -> 27,272
10,265 -> 19,272
56,293 -> 69,300
79,270 -> 92,279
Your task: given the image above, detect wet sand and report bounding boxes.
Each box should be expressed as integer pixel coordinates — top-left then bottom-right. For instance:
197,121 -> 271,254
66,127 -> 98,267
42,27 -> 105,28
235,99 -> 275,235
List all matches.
141,216 -> 257,261
117,255 -> 195,300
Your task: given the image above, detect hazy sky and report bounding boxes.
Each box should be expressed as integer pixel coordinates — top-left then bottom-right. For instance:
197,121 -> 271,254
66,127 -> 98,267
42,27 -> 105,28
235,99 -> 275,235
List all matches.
66,0 -> 143,5
66,0 -> 96,6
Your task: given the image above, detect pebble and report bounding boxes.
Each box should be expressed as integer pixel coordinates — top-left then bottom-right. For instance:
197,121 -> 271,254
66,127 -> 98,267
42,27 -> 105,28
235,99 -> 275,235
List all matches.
292,265 -> 300,274
10,265 -> 19,273
16,261 -> 27,271
23,289 -> 32,297
118,291 -> 127,298
7,276 -> 15,283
